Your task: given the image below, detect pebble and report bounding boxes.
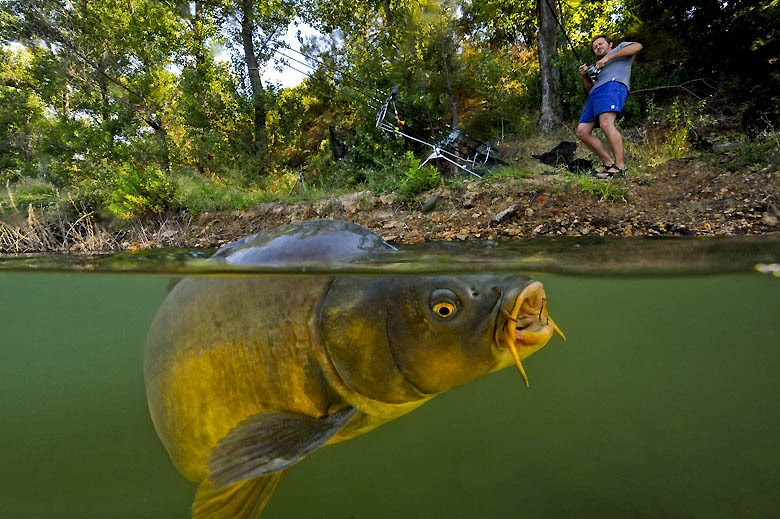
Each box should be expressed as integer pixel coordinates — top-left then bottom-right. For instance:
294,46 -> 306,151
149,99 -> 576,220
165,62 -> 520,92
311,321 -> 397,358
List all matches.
490,205 -> 521,226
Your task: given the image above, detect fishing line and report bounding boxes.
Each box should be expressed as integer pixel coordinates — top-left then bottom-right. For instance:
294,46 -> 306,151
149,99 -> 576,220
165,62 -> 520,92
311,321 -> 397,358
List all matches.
276,40 -> 464,142
273,43 -> 387,103
542,0 -> 586,64
273,49 -> 384,113
269,35 -> 499,173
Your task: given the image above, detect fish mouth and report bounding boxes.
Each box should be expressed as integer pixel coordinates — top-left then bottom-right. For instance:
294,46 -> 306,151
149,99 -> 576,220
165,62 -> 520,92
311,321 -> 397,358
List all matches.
500,281 -> 565,387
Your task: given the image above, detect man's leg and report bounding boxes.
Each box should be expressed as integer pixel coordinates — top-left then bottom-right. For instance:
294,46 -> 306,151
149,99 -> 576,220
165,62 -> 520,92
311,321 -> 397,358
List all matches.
597,112 -> 624,168
575,121 -> 613,165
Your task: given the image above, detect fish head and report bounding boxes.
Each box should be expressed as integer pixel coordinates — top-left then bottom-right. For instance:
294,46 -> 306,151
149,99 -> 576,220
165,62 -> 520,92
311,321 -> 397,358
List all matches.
385,275 -> 563,393
318,275 -> 563,405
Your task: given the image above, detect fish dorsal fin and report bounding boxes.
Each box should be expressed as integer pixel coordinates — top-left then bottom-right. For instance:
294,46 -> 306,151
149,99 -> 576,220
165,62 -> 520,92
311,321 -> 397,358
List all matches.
193,471 -> 285,519
206,406 -> 358,489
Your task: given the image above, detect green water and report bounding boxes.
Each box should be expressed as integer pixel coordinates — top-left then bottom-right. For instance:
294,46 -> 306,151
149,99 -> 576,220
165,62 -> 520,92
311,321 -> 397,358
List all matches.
1,237 -> 779,518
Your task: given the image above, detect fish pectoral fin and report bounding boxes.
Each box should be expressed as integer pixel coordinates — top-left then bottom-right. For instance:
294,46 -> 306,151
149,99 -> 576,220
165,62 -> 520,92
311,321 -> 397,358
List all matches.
193,470 -> 285,519
206,406 -> 357,489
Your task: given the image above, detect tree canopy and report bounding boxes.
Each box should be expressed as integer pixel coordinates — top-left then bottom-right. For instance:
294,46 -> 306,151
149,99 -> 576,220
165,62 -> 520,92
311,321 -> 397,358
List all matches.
1,0 -> 777,217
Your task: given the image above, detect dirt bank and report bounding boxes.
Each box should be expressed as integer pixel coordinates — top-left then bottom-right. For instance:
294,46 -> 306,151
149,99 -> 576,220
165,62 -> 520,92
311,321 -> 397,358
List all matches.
2,135 -> 779,254
117,153 -> 779,251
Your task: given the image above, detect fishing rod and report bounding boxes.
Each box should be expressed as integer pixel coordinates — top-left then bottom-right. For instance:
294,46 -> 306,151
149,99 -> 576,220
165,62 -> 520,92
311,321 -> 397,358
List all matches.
541,0 -> 600,81
542,0 -> 584,63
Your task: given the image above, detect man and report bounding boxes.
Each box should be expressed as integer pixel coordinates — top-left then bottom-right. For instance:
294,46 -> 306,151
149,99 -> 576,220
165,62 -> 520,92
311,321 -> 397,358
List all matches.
575,35 -> 643,177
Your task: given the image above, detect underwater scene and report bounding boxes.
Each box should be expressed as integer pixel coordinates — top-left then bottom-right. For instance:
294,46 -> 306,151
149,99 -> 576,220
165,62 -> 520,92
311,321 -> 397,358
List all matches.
1,230 -> 779,518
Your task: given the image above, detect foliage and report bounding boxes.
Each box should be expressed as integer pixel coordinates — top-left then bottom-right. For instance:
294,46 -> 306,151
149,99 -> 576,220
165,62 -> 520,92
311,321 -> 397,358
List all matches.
1,0 -> 778,221
0,46 -> 47,180
665,99 -> 692,159
624,0 -> 778,79
175,59 -> 252,173
728,129 -> 780,172
0,177 -> 56,212
399,151 -> 441,198
172,169 -> 271,213
566,173 -> 629,202
460,45 -> 539,138
108,164 -> 175,219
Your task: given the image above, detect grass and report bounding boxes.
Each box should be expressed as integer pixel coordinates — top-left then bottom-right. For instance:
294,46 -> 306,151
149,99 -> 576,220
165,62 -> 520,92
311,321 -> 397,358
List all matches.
486,164 -> 536,182
4,105 -> 774,252
2,177 -> 58,213
172,171 -> 272,214
0,197 -> 115,253
565,173 -> 629,202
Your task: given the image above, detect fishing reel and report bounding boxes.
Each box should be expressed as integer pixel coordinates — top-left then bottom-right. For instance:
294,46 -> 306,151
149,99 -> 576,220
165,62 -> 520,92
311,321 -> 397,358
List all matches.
584,64 -> 601,82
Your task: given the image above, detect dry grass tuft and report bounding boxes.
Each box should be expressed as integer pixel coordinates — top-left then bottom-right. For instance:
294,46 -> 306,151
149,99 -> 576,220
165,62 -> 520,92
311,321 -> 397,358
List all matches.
0,199 -> 118,253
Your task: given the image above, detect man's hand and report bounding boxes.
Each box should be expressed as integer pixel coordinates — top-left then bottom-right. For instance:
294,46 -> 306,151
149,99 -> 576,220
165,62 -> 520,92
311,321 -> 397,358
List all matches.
578,63 -> 593,92
596,42 -> 643,69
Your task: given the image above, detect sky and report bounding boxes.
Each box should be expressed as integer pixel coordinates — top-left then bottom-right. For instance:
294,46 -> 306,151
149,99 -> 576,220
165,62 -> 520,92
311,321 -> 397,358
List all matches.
6,21 -> 316,89
262,22 -> 319,88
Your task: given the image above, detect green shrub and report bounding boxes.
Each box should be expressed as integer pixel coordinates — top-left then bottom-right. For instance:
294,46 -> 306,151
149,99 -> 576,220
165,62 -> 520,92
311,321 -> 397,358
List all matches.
566,173 -> 629,202
735,130 -> 780,168
399,151 -> 441,198
108,164 -> 174,219
171,169 -> 278,214
665,99 -> 692,159
5,178 -> 57,209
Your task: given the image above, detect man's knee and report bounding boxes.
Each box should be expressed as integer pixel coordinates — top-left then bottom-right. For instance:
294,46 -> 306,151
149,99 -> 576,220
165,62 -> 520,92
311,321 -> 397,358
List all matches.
575,125 -> 590,140
598,112 -> 618,131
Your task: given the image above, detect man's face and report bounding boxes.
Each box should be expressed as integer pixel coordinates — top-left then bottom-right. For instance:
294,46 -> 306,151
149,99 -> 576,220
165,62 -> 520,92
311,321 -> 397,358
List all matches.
591,38 -> 612,58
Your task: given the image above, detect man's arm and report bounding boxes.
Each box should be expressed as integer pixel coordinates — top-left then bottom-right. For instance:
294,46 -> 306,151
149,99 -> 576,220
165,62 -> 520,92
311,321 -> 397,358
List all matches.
596,42 -> 643,69
578,64 -> 594,93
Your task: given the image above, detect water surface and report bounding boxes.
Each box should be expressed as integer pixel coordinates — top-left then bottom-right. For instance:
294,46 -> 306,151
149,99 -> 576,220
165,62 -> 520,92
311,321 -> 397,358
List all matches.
1,236 -> 778,518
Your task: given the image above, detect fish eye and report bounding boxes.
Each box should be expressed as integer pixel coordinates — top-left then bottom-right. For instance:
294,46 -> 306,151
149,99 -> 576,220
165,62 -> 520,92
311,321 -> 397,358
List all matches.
430,289 -> 459,318
432,301 -> 456,318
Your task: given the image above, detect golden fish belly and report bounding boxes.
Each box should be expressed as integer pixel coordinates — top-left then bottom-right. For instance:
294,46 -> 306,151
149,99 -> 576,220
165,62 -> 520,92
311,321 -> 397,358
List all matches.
145,275 -> 341,482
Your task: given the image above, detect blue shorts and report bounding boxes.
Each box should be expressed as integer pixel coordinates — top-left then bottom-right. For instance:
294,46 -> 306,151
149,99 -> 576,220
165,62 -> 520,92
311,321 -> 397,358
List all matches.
579,81 -> 629,126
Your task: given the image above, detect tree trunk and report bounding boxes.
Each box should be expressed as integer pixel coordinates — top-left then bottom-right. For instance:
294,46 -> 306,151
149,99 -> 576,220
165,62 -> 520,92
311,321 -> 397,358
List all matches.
537,0 -> 562,133
62,78 -> 70,118
240,0 -> 268,166
145,114 -> 172,172
194,1 -> 205,68
192,0 -> 206,174
380,0 -> 393,25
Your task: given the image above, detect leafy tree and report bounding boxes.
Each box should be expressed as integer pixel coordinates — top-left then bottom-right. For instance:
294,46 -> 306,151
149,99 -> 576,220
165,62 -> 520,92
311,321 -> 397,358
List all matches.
173,0 -> 252,174
217,0 -> 296,172
624,0 -> 779,109
1,0 -> 181,175
0,46 -> 47,179
460,0 -> 537,48
415,0 -> 465,129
